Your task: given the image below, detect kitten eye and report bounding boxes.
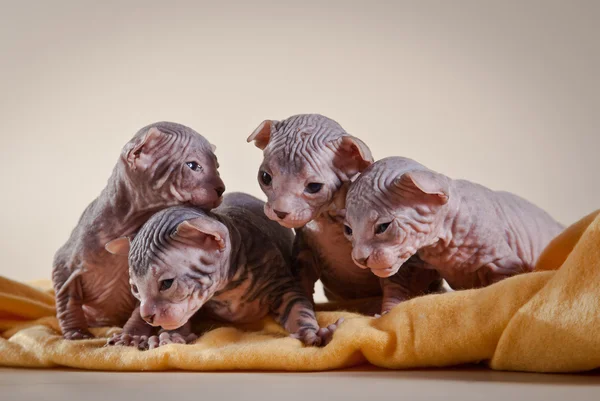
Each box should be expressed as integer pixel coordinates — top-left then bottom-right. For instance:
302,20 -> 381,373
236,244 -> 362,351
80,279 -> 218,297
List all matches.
186,161 -> 202,172
260,171 -> 272,186
375,222 -> 391,235
305,183 -> 323,194
159,279 -> 174,291
344,225 -> 353,236
131,284 -> 139,294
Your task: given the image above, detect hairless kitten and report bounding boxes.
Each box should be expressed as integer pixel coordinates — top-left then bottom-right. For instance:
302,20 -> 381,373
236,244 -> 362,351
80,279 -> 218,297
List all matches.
53,122 -> 225,340
344,156 -> 565,289
105,192 -> 341,349
248,114 -> 442,314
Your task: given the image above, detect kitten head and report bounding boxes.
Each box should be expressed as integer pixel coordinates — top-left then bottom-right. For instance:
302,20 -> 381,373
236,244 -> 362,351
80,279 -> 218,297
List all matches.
248,114 -> 372,228
344,157 -> 450,278
122,122 -> 225,209
106,206 -> 230,330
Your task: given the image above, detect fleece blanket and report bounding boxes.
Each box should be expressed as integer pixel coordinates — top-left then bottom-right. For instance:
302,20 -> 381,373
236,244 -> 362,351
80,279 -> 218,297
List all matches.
1,210 -> 599,372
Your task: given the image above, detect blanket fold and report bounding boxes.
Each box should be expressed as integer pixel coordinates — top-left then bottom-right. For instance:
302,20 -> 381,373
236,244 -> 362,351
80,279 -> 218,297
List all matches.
1,211 -> 599,372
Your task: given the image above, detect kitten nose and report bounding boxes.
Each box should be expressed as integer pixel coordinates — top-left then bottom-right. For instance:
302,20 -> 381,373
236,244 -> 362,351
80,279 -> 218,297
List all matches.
352,248 -> 371,268
274,210 -> 289,220
142,314 -> 155,324
355,257 -> 369,267
215,186 -> 225,197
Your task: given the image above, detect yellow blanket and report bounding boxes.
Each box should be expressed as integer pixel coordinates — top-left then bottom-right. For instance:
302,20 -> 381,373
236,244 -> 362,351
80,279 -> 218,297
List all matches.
1,210 -> 599,372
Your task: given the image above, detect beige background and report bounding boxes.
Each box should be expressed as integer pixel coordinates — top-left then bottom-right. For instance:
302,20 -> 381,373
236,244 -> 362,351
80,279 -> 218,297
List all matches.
0,0 -> 598,299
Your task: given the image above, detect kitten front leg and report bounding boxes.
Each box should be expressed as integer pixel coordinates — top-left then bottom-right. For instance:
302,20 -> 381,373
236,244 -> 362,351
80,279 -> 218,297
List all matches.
379,256 -> 442,315
106,305 -> 154,349
272,286 -> 343,347
53,267 -> 93,340
147,321 -> 198,350
480,255 -> 529,286
291,229 -> 321,303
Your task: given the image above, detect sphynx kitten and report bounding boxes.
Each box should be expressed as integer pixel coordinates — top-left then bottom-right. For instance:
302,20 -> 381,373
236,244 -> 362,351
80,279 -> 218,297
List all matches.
105,192 -> 341,349
344,156 -> 564,289
53,122 -> 225,340
247,114 -> 442,314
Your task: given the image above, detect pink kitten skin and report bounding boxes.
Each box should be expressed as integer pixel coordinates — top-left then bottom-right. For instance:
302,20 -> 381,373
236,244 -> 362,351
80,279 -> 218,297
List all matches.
248,114 -> 442,313
106,192 -> 340,349
52,122 -> 225,340
344,156 -> 565,289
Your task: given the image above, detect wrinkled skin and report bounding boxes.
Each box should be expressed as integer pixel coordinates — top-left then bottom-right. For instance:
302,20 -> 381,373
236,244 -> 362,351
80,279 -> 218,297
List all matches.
106,193 -> 341,349
344,156 -> 565,289
53,122 -> 225,340
248,114 -> 443,314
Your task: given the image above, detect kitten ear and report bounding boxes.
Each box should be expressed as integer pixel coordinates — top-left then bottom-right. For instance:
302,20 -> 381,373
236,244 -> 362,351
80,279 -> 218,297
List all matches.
173,217 -> 228,251
126,127 -> 165,170
105,236 -> 133,256
210,143 -> 217,153
393,170 -> 449,204
333,136 -> 374,177
247,120 -> 278,150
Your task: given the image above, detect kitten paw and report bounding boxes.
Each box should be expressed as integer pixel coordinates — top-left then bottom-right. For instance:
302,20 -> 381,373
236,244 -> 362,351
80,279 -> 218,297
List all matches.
291,318 -> 344,347
147,332 -> 197,349
63,329 -> 94,340
106,333 -> 149,350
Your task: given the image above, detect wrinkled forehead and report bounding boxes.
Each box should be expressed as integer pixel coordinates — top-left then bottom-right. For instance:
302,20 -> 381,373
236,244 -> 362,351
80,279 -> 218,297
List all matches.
347,174 -> 394,213
129,206 -> 201,276
172,134 -> 214,158
263,115 -> 345,174
129,238 -> 163,279
128,260 -> 162,281
135,123 -> 213,155
345,195 -> 395,230
129,241 -> 190,284
263,152 -> 313,178
346,191 -> 378,217
273,114 -> 346,143
263,137 -> 336,178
